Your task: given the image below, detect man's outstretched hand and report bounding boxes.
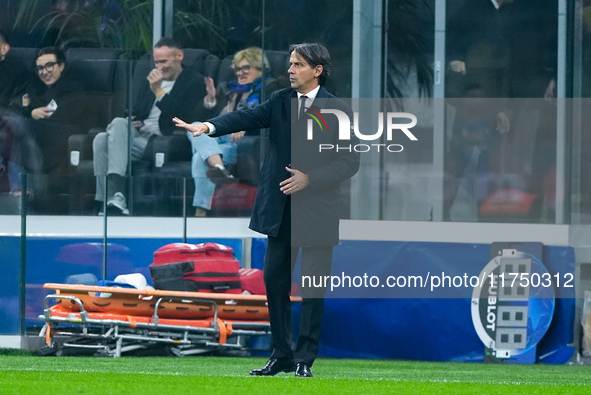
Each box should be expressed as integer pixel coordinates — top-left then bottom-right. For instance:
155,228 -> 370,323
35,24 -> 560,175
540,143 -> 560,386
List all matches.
173,117 -> 210,137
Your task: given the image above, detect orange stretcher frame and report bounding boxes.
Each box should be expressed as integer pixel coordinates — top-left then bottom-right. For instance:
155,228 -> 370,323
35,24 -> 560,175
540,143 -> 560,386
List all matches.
39,283 -> 302,357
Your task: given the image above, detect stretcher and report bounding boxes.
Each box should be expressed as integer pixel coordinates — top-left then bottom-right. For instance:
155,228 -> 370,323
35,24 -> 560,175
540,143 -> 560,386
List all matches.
38,283 -> 301,357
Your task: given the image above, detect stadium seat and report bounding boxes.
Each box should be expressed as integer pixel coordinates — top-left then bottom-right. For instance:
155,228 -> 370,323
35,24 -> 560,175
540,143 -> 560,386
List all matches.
65,48 -> 132,214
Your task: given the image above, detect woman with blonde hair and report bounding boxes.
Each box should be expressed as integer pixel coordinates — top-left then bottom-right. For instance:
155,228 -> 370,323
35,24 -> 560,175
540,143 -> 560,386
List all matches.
188,47 -> 279,217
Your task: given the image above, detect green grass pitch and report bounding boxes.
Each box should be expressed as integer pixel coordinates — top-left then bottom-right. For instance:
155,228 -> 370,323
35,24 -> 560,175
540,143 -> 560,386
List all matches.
1,349 -> 590,394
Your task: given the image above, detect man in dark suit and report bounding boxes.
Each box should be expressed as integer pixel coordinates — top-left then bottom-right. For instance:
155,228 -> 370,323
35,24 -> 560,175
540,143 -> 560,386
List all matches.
0,27 -> 37,193
174,42 -> 359,377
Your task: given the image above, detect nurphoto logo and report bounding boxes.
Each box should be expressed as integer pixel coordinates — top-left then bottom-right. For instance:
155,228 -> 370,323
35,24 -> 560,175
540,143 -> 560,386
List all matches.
305,108 -> 328,131
306,109 -> 418,153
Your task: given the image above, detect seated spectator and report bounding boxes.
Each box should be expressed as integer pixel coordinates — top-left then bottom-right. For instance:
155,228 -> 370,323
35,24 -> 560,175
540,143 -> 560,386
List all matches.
0,28 -> 31,110
0,116 -> 40,195
188,47 -> 279,217
14,47 -> 88,175
92,37 -> 208,215
0,28 -> 41,194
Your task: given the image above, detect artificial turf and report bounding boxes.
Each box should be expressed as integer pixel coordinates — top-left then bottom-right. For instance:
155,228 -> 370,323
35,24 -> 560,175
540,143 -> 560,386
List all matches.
1,351 -> 590,394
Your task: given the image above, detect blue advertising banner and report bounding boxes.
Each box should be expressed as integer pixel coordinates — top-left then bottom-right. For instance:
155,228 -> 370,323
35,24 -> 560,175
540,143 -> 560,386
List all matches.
0,236 -> 575,364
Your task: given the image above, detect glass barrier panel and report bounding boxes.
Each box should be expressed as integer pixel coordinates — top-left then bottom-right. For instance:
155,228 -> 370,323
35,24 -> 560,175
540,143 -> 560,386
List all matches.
302,98 -> 561,224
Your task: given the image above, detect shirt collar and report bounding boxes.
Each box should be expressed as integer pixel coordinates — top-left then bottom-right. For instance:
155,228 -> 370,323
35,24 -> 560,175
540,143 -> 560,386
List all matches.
297,85 -> 320,102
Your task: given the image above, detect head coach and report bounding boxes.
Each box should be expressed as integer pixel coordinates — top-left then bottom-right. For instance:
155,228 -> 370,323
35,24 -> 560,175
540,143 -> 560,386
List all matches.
174,42 -> 360,377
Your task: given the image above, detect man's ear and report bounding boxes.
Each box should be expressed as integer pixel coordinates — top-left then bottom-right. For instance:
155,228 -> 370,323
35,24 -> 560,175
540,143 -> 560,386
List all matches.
176,49 -> 184,62
314,64 -> 323,78
0,43 -> 10,58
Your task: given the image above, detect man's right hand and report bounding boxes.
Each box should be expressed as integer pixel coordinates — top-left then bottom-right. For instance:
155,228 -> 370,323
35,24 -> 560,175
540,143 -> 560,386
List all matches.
31,106 -> 54,120
173,117 -> 210,137
449,60 -> 466,74
131,120 -> 144,129
147,68 -> 164,95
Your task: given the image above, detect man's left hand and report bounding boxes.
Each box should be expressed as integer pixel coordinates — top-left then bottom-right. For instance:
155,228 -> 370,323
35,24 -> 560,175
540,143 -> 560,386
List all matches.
280,167 -> 309,195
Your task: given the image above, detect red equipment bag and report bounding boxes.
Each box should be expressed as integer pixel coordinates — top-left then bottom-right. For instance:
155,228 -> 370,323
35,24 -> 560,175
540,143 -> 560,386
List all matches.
150,242 -> 242,293
239,268 -> 266,295
211,184 -> 257,216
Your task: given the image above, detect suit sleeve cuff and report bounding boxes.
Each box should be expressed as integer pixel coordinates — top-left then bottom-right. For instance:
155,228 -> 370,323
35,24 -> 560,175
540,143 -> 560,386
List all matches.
203,121 -> 216,136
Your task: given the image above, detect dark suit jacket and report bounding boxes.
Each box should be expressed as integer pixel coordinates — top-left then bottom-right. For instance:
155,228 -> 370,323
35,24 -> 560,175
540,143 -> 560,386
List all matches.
0,58 -> 31,110
134,67 -> 209,135
208,86 -> 360,246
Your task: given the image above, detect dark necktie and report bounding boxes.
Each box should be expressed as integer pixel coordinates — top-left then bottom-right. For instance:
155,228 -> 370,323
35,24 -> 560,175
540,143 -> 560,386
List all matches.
299,95 -> 308,119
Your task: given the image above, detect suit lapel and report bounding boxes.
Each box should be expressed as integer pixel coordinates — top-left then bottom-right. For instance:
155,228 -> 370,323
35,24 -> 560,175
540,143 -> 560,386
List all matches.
282,89 -> 297,123
310,86 -> 330,110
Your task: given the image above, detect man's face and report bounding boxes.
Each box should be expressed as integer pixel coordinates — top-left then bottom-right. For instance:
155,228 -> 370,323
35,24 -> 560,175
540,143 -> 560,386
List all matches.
36,54 -> 65,86
153,46 -> 183,81
288,51 -> 322,94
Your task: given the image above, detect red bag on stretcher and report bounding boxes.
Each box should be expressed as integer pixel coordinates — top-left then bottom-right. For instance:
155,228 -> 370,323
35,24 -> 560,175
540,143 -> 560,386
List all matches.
150,242 -> 241,293
239,268 -> 266,295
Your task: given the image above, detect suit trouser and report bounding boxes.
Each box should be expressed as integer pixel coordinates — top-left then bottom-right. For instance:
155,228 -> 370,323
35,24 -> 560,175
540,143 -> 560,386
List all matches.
264,200 -> 333,366
93,117 -> 149,202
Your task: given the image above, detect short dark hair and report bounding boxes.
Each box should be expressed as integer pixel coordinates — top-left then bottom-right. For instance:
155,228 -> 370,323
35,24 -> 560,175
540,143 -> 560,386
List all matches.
289,42 -> 331,85
0,28 -> 9,45
154,37 -> 181,50
36,46 -> 66,64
